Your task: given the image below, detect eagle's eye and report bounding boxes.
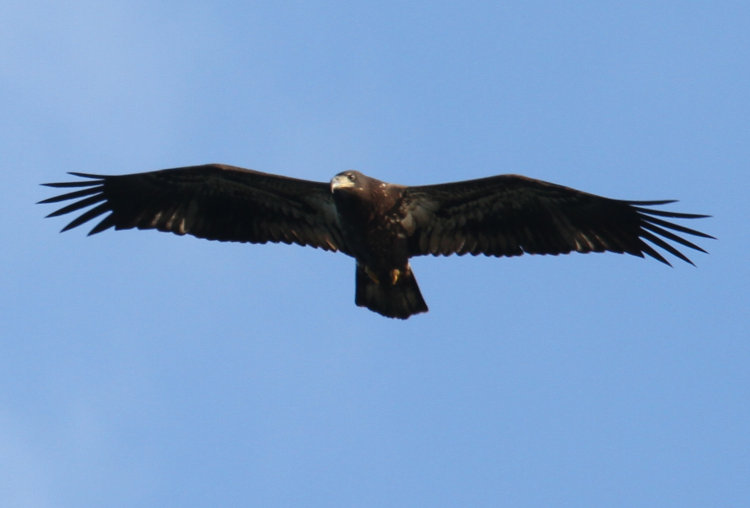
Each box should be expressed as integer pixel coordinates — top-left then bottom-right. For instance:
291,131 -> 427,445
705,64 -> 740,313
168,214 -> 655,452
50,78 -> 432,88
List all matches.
347,173 -> 355,181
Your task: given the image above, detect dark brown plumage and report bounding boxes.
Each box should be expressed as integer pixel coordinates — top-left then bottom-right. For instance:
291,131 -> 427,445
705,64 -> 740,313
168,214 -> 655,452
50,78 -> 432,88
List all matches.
40,164 -> 713,319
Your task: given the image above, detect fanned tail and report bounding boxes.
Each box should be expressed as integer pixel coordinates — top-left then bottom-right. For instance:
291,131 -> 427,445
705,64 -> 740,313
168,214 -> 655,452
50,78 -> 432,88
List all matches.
355,262 -> 428,319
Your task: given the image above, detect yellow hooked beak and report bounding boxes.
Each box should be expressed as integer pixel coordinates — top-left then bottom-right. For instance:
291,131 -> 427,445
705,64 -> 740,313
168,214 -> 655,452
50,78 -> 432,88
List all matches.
330,173 -> 355,192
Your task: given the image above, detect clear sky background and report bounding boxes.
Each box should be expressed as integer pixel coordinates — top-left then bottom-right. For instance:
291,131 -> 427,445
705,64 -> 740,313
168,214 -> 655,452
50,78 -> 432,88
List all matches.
2,2 -> 748,507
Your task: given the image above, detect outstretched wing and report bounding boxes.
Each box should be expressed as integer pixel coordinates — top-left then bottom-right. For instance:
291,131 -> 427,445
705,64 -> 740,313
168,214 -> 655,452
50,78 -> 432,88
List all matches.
40,164 -> 348,253
402,174 -> 712,265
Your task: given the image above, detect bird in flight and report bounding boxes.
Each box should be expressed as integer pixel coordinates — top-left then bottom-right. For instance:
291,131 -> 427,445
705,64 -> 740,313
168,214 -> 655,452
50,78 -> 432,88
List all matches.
41,164 -> 712,319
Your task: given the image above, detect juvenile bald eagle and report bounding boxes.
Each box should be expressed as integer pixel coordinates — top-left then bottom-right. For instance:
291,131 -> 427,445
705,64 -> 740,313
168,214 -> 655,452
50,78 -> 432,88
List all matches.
41,164 -> 712,319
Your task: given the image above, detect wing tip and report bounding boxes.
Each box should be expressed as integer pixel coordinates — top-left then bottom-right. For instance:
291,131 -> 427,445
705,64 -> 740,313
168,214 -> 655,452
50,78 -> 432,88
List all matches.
68,171 -> 106,178
629,199 -> 714,266
41,172 -> 104,188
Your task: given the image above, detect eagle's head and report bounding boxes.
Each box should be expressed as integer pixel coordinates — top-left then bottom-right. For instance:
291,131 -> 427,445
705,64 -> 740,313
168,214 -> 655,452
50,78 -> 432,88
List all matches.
331,170 -> 369,194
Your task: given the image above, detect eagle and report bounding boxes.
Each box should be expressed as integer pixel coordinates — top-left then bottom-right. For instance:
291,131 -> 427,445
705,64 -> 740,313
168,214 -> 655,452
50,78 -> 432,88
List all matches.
40,164 -> 712,319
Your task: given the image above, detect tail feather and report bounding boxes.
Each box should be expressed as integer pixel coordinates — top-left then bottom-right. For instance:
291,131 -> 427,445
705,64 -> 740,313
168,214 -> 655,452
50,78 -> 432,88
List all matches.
355,263 -> 428,319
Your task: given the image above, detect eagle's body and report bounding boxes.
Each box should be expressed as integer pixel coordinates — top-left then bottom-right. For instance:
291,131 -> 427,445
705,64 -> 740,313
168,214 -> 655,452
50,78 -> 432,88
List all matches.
41,164 -> 712,319
330,172 -> 427,318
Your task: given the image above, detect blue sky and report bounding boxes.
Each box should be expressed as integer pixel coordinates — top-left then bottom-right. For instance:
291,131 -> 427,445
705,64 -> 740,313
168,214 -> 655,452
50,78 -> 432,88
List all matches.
2,1 -> 749,506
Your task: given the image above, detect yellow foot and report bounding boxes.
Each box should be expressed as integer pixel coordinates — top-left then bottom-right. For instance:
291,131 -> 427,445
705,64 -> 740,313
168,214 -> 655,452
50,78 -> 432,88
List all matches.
390,268 -> 401,285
